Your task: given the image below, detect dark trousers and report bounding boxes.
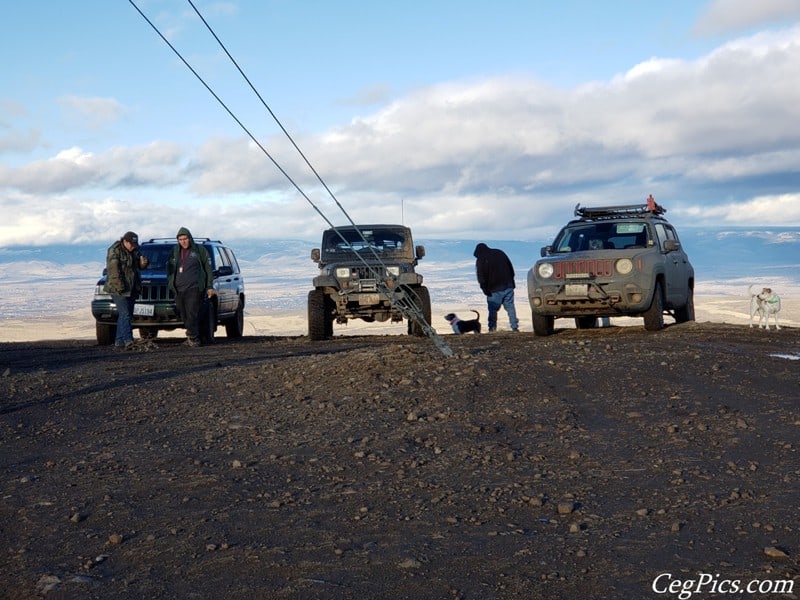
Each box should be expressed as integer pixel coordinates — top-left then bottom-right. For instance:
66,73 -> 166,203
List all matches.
111,294 -> 136,345
176,287 -> 203,341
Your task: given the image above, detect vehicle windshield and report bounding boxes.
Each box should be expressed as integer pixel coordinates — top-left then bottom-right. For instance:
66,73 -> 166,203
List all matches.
552,222 -> 650,253
139,245 -> 173,272
322,227 -> 408,257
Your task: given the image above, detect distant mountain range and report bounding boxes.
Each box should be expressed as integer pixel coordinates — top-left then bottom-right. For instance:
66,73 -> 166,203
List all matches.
1,227 -> 798,319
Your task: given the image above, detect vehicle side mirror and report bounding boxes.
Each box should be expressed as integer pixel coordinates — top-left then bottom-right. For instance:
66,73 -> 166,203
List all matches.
216,265 -> 233,277
415,245 -> 426,260
311,248 -> 320,262
540,246 -> 552,257
663,240 -> 680,253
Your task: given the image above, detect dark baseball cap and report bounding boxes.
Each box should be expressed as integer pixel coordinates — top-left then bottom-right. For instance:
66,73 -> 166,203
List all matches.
122,231 -> 139,247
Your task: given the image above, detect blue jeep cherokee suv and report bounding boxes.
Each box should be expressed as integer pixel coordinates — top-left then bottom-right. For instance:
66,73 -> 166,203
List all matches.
91,238 -> 245,345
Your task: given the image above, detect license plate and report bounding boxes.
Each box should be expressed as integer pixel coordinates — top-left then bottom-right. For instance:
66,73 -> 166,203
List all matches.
358,293 -> 380,305
565,284 -> 588,297
133,303 -> 155,317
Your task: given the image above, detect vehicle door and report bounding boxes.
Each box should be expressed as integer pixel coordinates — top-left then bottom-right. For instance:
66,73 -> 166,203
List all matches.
653,223 -> 690,306
221,247 -> 244,313
210,245 -> 235,315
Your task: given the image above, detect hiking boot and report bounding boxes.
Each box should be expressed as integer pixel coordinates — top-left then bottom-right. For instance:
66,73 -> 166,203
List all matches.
184,338 -> 200,347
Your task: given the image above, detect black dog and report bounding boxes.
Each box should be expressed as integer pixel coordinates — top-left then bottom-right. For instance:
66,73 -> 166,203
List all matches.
444,311 -> 481,334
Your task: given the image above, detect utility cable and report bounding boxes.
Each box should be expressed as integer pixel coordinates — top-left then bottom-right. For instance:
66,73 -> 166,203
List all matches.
129,0 -> 452,356
183,1 -> 449,353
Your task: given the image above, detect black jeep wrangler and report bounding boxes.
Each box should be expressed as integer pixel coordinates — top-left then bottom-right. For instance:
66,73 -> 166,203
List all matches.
308,224 -> 430,340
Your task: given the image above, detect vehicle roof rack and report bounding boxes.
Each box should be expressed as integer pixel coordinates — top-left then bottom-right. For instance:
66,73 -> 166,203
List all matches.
574,195 -> 666,219
146,237 -> 216,243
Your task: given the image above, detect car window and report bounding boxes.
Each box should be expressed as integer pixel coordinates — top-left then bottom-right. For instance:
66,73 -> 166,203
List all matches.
609,223 -> 649,249
653,223 -> 678,251
553,221 -> 654,252
323,228 -> 407,254
222,247 -> 240,273
211,246 -> 230,272
139,244 -> 173,271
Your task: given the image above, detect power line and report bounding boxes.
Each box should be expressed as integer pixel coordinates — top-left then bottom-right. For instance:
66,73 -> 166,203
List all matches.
128,0 -> 452,356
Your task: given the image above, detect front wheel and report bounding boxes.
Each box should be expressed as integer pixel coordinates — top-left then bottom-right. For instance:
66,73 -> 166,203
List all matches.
643,281 -> 665,331
532,312 -> 554,336
407,286 -> 431,336
96,322 -> 116,345
308,290 -> 333,340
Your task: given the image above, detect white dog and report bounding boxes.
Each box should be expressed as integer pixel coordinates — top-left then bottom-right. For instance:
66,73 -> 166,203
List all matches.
749,285 -> 781,330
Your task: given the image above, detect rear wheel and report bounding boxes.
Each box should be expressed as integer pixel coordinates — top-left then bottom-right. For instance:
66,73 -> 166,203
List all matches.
407,286 -> 432,336
532,312 -> 554,336
139,328 -> 159,340
674,287 -> 695,323
224,301 -> 244,338
308,290 -> 333,340
575,316 -> 597,329
643,281 -> 665,331
96,322 -> 116,345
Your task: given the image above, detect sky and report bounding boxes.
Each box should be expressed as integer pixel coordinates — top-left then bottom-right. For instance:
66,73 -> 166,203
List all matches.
2,0 -> 800,246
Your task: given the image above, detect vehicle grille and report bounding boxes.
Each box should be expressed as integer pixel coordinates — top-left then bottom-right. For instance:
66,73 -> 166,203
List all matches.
139,284 -> 173,301
553,259 -> 614,280
350,266 -> 385,279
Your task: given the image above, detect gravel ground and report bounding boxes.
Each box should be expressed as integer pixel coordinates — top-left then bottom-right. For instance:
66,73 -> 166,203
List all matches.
1,322 -> 799,599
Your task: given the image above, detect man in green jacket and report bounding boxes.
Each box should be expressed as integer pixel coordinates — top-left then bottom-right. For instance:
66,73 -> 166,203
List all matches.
167,227 -> 216,346
104,231 -> 148,349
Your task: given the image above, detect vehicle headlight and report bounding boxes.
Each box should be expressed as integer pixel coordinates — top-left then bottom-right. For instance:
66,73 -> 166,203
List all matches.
335,267 -> 351,278
615,258 -> 633,275
386,266 -> 400,276
537,262 -> 554,279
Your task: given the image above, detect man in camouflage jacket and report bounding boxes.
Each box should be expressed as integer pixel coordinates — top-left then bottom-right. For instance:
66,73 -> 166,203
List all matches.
104,231 -> 148,349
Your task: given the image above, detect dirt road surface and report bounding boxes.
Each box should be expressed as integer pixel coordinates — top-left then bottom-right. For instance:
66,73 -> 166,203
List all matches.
1,322 -> 798,599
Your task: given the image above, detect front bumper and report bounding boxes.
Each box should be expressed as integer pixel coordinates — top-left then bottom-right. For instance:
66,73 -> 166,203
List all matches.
528,280 -> 652,317
91,299 -> 183,328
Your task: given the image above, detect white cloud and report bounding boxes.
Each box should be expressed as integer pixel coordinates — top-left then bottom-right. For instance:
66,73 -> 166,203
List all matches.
694,0 -> 800,36
3,27 -> 800,244
679,193 -> 800,225
58,96 -> 126,130
1,142 -> 186,193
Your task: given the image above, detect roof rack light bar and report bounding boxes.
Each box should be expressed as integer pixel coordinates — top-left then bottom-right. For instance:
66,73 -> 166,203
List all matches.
574,195 -> 666,219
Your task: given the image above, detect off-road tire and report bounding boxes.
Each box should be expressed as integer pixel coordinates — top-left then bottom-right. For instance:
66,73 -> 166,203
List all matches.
224,301 -> 245,338
674,287 -> 695,323
96,322 -> 116,345
575,316 -> 598,329
406,285 -> 432,336
308,289 -> 333,340
643,281 -> 665,331
139,328 -> 159,340
532,312 -> 555,336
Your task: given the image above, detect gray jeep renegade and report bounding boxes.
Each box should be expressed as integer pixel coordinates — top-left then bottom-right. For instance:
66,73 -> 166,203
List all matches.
527,197 -> 694,335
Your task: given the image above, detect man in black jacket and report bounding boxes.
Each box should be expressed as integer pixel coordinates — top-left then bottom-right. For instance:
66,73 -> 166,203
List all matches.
473,243 -> 519,332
